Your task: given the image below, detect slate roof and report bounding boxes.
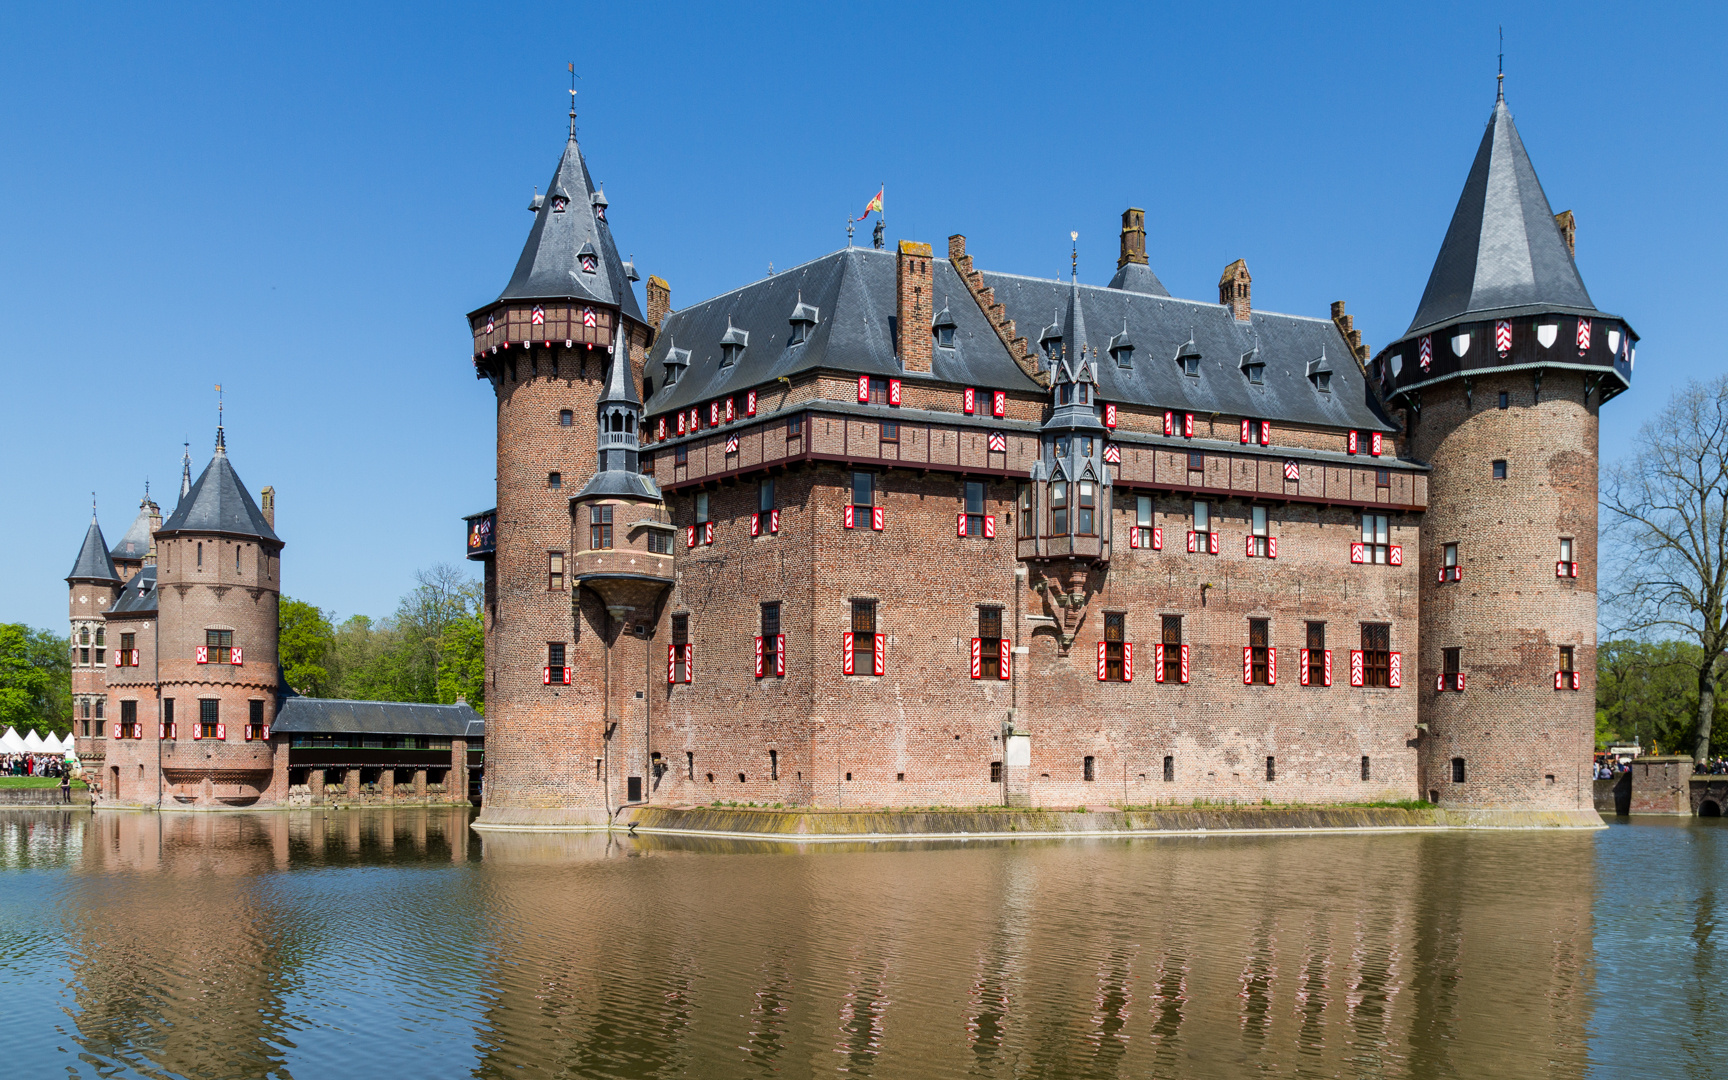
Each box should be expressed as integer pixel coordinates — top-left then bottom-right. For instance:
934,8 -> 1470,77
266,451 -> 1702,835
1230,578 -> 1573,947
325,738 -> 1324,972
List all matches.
1404,99 -> 1606,337
157,447 -> 281,544
644,248 -> 1041,414
1106,261 -> 1171,297
981,271 -> 1394,433
110,565 -> 157,615
273,697 -> 484,740
110,498 -> 156,561
66,520 -> 119,583
493,135 -> 645,326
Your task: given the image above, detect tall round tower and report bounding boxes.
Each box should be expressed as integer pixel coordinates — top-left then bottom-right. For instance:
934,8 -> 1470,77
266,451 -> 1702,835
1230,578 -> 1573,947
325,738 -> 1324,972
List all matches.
67,509 -> 121,766
467,117 -> 660,826
1375,94 -> 1634,813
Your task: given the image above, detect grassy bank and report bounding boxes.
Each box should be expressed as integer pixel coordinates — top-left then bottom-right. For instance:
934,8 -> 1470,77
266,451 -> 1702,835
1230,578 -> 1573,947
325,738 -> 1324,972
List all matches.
0,777 -> 87,790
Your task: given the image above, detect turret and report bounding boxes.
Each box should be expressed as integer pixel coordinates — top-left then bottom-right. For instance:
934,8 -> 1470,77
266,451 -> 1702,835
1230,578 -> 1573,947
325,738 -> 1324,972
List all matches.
1374,94 -> 1632,814
109,487 -> 161,583
67,509 -> 120,749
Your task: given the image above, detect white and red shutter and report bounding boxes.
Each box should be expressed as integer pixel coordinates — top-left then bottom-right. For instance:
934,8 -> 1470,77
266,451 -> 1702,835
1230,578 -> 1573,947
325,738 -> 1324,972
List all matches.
704,522 -> 715,545
262,725 -> 270,740
562,666 -> 572,686
196,645 -> 209,664
1554,671 -> 1563,690
1389,545 -> 1402,566
710,401 -> 720,426
1347,430 -> 1359,455
844,505 -> 856,530
746,389 -> 757,416
1571,563 -> 1579,578
752,513 -> 762,537
888,378 -> 901,406
1183,413 -> 1194,439
1300,649 -> 1311,686
1571,671 -> 1581,691
999,638 -> 1011,680
970,638 -> 982,679
983,515 -> 995,539
677,413 -> 687,436
1267,647 -> 1276,685
755,636 -> 765,678
1456,672 -> 1465,691
992,391 -> 1006,418
1240,419 -> 1251,444
1260,421 -> 1271,446
1130,529 -> 1139,549
963,388 -> 976,414
873,633 -> 885,676
687,525 -> 697,548
857,375 -> 870,402
656,418 -> 667,440
1350,650 -> 1365,687
1187,531 -> 1197,553
1350,543 -> 1365,564
1179,645 -> 1190,684
1153,527 -> 1162,550
843,633 -> 855,675
1163,411 -> 1174,436
683,644 -> 694,684
957,513 -> 967,538
543,666 -> 553,686
1267,536 -> 1277,559
725,398 -> 736,422
1243,647 -> 1253,684
1123,643 -> 1133,682
775,636 -> 785,677
1104,403 -> 1117,429
1323,650 -> 1333,687
1577,318 -> 1592,352
231,647 -> 243,667
111,722 -> 121,740
191,722 -> 201,741
1154,644 -> 1166,682
1389,652 -> 1402,688
770,509 -> 780,533
1097,641 -> 1108,681
1208,532 -> 1219,555
1246,534 -> 1255,558
1370,432 -> 1383,456
216,723 -> 226,740
668,645 -> 677,684
871,506 -> 884,531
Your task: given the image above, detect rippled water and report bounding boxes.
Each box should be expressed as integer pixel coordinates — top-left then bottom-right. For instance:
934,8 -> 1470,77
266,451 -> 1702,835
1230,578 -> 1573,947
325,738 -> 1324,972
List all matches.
0,809 -> 1721,1079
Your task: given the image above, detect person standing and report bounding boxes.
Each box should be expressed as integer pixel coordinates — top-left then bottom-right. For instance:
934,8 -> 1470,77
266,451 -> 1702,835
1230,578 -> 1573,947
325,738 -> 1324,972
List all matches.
59,770 -> 70,805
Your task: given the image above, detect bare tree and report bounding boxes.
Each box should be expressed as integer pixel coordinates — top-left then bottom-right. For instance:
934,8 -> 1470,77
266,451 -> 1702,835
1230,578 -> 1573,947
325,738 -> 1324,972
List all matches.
1602,376 -> 1728,764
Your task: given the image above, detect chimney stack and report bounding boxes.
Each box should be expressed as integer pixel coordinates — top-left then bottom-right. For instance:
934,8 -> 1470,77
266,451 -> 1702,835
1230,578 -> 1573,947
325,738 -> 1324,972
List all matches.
1219,259 -> 1252,321
1554,210 -> 1576,258
645,275 -> 671,334
1117,208 -> 1148,269
896,240 -> 935,374
260,486 -> 275,529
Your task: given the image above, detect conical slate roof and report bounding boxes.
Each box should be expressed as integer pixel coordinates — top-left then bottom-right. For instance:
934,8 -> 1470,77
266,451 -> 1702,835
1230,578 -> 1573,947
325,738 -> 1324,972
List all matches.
496,135 -> 645,325
67,519 -> 119,583
597,319 -> 641,407
1060,273 -> 1089,373
1406,99 -> 1601,335
158,445 -> 280,544
1106,261 -> 1171,297
110,496 -> 156,561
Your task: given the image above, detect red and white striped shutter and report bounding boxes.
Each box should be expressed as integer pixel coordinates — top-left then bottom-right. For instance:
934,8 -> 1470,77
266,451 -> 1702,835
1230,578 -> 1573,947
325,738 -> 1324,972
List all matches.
1180,644 -> 1190,683
132,649 -> 141,666
1437,674 -> 1446,692
1123,643 -> 1133,682
1389,545 -> 1402,566
1267,647 -> 1276,685
888,378 -> 901,406
262,725 -> 270,741
1347,430 -> 1358,455
725,398 -> 735,422
1441,565 -> 1449,583
1389,652 -> 1402,688
873,633 -> 885,676
1371,432 -> 1383,456
871,506 -> 884,531
111,722 -> 121,740
1570,562 -> 1579,578
1260,421 -> 1271,446
857,375 -> 870,402
704,522 -> 715,545
1350,651 -> 1365,687
678,413 -> 687,436
543,666 -> 553,685
196,645 -> 208,664
1240,419 -> 1251,444
843,633 -> 855,675
1268,536 -> 1277,559
964,388 -> 975,414
747,389 -> 757,416
970,637 -> 982,679
770,509 -> 780,533
775,636 -> 785,677
691,408 -> 701,430
957,513 -> 967,538
1188,531 -> 1197,553
1097,641 -> 1108,681
1246,534 -> 1255,557
710,401 -> 720,426
983,515 -> 995,539
216,723 -> 226,741
1153,527 -> 1162,550
1350,543 -> 1365,564
1572,672 -> 1581,690
1163,411 -> 1173,436
1553,671 -> 1562,690
1243,647 -> 1253,684
684,644 -> 694,683
752,513 -> 761,537
1208,532 -> 1219,555
1104,403 -> 1117,428
1130,529 -> 1139,549
1324,650 -> 1333,686
1556,562 -> 1566,578
992,391 -> 1006,418
1155,643 -> 1166,682
191,722 -> 201,741
755,636 -> 764,678
1457,672 -> 1465,691
563,666 -> 572,686
999,638 -> 1011,680
1300,649 -> 1310,686
844,505 -> 855,530
1183,413 -> 1194,439
687,526 -> 697,548
657,418 -> 667,440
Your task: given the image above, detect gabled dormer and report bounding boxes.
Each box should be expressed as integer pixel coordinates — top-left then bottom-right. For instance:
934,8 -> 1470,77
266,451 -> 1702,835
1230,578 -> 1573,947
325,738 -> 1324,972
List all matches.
787,296 -> 818,347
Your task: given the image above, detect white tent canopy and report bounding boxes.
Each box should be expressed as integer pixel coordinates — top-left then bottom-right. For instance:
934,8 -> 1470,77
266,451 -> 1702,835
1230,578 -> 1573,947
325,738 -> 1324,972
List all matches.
21,730 -> 43,752
40,733 -> 62,754
0,727 -> 24,754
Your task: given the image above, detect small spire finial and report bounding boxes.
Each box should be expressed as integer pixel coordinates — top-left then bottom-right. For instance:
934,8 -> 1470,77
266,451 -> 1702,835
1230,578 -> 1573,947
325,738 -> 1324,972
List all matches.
91,492 -> 97,523
214,384 -> 226,453
1497,26 -> 1504,102
1070,231 -> 1079,281
568,62 -> 579,138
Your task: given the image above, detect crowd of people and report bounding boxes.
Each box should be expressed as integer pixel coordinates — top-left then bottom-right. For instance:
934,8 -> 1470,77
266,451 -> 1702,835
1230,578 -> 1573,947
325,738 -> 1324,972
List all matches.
4,754 -> 71,779
1594,757 -> 1632,780
1695,757 -> 1728,775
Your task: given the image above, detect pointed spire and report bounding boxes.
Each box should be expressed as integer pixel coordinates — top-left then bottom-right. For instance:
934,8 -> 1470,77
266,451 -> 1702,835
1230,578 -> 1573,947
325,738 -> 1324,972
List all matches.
1062,233 -> 1088,371
67,516 -> 119,584
159,446 -> 279,545
110,487 -> 161,563
179,442 -> 192,504
214,384 -> 226,455
1405,96 -> 1598,335
597,318 -> 640,408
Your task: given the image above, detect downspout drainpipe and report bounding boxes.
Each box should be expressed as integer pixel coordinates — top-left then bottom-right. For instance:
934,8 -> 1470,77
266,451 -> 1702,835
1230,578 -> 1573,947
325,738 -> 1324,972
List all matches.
155,607 -> 162,811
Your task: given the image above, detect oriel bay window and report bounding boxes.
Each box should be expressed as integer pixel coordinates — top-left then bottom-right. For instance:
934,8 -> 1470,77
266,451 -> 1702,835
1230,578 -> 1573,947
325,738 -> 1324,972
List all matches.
589,505 -> 613,549
844,600 -> 884,675
972,606 -> 1008,680
1077,481 -> 1097,535
1098,612 -> 1131,682
1018,484 -> 1034,538
1156,615 -> 1187,683
1049,481 -> 1069,534
756,603 -> 784,678
1245,618 -> 1274,685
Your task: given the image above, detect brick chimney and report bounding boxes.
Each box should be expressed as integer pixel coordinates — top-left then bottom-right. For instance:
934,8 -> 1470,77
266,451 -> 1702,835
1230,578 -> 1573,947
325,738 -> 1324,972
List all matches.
1219,259 -> 1251,321
260,486 -> 275,530
1554,210 -> 1576,258
897,240 -> 934,374
1117,208 -> 1148,269
645,275 -> 671,333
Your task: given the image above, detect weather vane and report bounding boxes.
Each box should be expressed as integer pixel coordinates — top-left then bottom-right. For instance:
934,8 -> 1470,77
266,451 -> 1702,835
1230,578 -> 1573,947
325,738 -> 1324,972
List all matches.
568,62 -> 580,136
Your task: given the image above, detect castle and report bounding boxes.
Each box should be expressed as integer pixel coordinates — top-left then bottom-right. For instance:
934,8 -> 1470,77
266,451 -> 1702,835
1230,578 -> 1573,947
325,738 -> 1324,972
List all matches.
464,86 -> 1631,829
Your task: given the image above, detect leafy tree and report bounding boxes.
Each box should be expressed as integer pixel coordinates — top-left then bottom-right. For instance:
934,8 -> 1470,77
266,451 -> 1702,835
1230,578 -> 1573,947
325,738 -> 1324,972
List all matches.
1602,376 -> 1728,764
0,624 -> 71,735
1595,638 -> 1726,756
278,597 -> 335,697
436,613 -> 485,714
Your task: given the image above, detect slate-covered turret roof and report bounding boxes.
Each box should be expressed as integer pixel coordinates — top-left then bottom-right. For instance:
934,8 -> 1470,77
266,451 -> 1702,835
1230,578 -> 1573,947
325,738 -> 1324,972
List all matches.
110,495 -> 157,562
494,135 -> 645,326
158,442 -> 280,544
110,565 -> 158,616
66,519 -> 119,583
1107,261 -> 1170,297
1405,99 -> 1606,336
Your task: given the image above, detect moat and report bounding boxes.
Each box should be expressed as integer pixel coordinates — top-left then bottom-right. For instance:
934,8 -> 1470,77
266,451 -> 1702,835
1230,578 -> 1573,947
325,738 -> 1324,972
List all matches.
1,808 -> 1721,1079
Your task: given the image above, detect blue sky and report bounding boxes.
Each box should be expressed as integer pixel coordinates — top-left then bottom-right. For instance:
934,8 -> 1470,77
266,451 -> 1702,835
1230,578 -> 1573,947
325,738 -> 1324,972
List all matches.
2,1 -> 1721,631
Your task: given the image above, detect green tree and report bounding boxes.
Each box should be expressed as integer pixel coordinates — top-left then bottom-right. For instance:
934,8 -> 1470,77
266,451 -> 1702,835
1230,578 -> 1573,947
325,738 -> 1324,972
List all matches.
0,624 -> 71,735
436,613 -> 485,714
278,596 -> 335,697
1595,638 -> 1725,755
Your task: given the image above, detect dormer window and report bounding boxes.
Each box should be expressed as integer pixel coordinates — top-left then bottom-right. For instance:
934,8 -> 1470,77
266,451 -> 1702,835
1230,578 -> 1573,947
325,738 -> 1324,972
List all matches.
787,299 -> 818,347
577,242 -> 599,274
1240,350 -> 1264,385
720,320 -> 749,367
1040,316 -> 1062,364
551,196 -> 568,214
1108,321 -> 1134,368
1177,339 -> 1201,377
591,189 -> 608,222
662,340 -> 691,387
932,303 -> 957,349
1306,356 -> 1333,394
